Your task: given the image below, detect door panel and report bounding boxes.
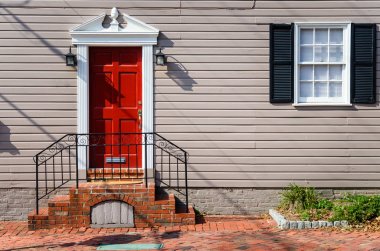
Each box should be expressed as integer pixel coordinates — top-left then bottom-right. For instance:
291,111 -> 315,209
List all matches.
89,47 -> 142,169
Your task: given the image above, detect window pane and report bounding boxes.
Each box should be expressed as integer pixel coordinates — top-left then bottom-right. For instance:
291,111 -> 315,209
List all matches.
329,45 -> 343,62
300,46 -> 313,62
329,82 -> 342,97
300,29 -> 313,44
314,65 -> 328,80
300,65 -> 313,80
330,28 -> 343,44
314,46 -> 328,62
314,82 -> 328,97
300,82 -> 313,97
329,65 -> 343,80
315,29 -> 328,44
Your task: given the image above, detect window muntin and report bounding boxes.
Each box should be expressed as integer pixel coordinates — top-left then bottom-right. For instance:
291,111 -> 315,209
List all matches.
295,24 -> 350,104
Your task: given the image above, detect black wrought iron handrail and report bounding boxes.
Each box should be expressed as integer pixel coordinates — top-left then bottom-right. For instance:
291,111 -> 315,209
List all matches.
33,132 -> 189,214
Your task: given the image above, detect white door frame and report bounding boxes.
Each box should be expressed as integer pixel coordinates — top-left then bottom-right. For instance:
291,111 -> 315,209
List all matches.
70,8 -> 159,170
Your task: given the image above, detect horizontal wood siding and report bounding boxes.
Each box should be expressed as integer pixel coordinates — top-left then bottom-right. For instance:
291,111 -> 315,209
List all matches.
1,0 -> 380,187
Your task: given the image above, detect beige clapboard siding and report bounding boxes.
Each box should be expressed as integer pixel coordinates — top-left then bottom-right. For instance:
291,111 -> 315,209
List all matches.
0,87 -> 75,94
1,126 -> 74,134
155,125 -> 380,134
0,95 -> 76,102
155,118 -> 380,126
0,111 -> 75,118
2,164 -> 380,174
5,171 -> 380,182
0,103 -> 75,110
154,79 -> 380,87
0,1 -> 182,8
0,133 -> 69,142
0,15 -> 182,24
0,56 -> 71,63
154,109 -> 380,118
0,8 -> 181,16
0,79 -> 76,86
155,132 -> 380,142
155,102 -> 380,110
3,149 -> 380,158
20,0 -> 374,11
0,31 -> 266,40
1,0 -> 380,188
1,180 -> 378,189
2,140 -> 380,151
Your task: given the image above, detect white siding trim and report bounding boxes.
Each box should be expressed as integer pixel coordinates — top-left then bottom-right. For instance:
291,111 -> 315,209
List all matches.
76,44 -> 89,170
142,45 -> 154,169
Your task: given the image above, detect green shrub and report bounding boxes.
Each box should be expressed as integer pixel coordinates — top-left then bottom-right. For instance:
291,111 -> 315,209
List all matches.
331,194 -> 380,224
279,183 -> 319,211
316,198 -> 334,210
279,185 -> 380,224
300,211 -> 311,221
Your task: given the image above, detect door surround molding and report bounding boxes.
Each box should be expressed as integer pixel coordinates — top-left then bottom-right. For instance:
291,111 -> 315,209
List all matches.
70,8 -> 159,169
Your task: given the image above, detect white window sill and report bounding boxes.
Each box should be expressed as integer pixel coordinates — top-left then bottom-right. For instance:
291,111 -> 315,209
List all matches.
293,103 -> 352,107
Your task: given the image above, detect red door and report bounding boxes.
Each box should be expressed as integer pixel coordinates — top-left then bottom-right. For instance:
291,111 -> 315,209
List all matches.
89,47 -> 142,169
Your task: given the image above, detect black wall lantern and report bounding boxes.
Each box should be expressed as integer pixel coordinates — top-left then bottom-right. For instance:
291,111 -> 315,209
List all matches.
155,47 -> 166,66
65,46 -> 77,66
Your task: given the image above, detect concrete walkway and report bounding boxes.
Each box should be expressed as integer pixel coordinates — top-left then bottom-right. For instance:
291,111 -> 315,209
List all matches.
0,220 -> 379,250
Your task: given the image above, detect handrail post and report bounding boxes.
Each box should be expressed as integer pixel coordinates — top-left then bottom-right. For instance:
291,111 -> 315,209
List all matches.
153,134 -> 156,185
144,133 -> 148,188
35,154 -> 39,215
184,152 -> 189,213
75,134 -> 79,188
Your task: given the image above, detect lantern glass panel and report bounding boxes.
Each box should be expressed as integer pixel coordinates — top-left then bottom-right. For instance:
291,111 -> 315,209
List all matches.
156,55 -> 165,66
66,54 -> 76,66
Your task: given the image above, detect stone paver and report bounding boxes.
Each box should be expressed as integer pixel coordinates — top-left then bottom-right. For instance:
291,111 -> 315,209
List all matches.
1,220 -> 380,250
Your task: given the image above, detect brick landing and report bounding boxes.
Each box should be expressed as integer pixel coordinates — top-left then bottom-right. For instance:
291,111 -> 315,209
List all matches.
86,168 -> 144,181
2,220 -> 380,250
28,182 -> 194,230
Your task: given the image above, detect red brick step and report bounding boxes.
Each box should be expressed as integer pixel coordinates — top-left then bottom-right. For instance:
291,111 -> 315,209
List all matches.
28,182 -> 195,230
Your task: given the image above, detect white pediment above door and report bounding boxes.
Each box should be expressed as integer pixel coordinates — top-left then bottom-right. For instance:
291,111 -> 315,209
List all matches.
70,7 -> 159,45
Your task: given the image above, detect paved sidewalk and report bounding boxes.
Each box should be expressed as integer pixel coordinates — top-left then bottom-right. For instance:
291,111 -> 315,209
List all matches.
1,220 -> 380,250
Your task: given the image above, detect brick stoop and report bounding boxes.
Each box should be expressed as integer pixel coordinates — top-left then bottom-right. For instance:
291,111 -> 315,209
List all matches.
28,182 -> 195,230
87,168 -> 144,181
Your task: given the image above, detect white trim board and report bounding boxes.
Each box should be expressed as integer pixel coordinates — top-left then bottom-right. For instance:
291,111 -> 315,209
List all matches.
70,8 -> 158,170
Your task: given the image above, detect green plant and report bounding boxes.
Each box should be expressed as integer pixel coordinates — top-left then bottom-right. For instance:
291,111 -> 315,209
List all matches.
193,207 -> 206,217
330,194 -> 380,224
279,185 -> 380,224
279,183 -> 319,211
316,198 -> 334,210
300,211 -> 311,221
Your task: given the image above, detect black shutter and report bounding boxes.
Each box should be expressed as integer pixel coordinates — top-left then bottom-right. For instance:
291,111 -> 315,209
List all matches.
351,23 -> 376,104
270,23 -> 294,103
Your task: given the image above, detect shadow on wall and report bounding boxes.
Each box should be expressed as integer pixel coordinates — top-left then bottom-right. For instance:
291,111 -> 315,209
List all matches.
0,1 -> 75,157
0,122 -> 20,155
165,58 -> 198,91
0,0 -> 66,61
157,33 -> 198,91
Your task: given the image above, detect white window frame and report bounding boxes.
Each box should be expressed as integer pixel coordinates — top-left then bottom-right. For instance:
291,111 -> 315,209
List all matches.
294,22 -> 351,106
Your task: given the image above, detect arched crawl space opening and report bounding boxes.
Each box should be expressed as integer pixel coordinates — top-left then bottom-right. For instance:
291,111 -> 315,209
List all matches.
91,200 -> 134,228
